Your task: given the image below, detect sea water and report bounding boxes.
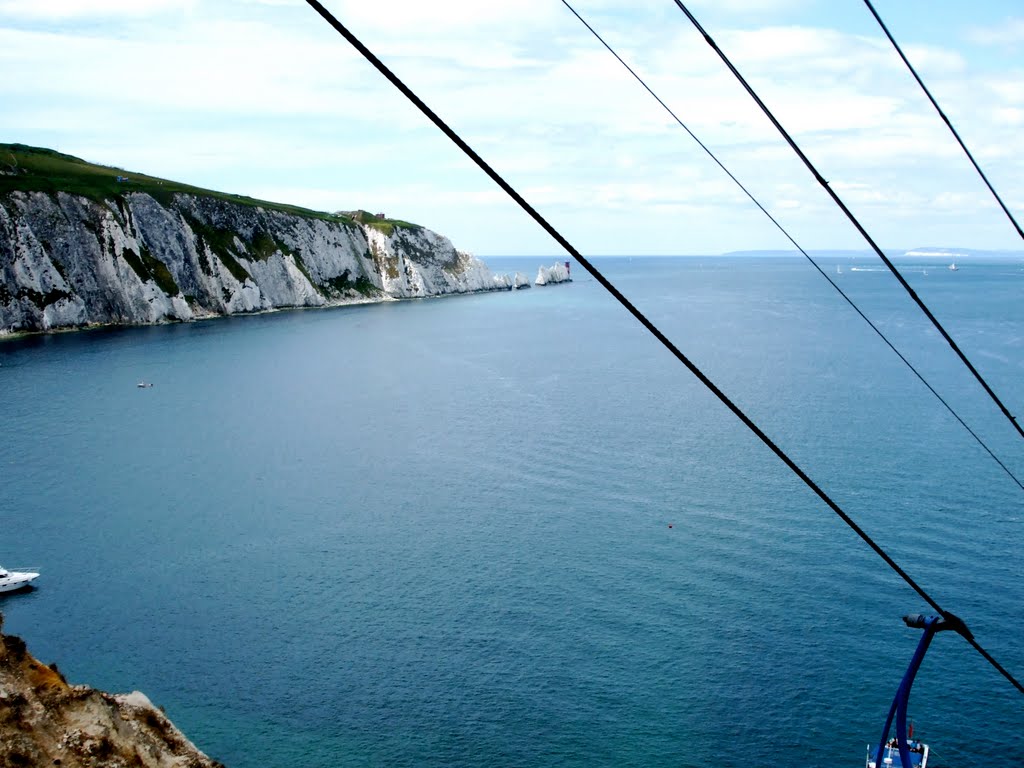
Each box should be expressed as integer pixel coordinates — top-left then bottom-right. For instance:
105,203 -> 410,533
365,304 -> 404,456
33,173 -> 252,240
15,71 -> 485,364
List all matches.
1,256 -> 1022,767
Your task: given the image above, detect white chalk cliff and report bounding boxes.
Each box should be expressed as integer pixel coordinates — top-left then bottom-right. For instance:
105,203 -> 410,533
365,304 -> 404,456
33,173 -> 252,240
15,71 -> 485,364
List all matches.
0,190 -> 511,335
535,262 -> 572,285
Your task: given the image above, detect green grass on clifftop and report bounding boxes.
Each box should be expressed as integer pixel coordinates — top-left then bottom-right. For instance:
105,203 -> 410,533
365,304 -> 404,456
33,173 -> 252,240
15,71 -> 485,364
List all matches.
0,144 -> 418,232
343,209 -> 420,237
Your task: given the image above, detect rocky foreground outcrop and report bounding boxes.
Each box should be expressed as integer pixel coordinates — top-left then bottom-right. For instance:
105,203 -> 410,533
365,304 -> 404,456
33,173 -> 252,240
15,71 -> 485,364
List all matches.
0,613 -> 220,768
0,188 -> 514,335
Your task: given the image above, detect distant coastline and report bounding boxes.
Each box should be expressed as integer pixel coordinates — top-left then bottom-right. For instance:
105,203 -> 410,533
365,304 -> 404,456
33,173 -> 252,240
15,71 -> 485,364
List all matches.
722,247 -> 1024,259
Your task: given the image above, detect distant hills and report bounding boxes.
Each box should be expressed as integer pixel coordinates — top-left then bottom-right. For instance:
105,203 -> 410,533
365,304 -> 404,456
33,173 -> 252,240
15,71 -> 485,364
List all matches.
720,247 -> 1024,259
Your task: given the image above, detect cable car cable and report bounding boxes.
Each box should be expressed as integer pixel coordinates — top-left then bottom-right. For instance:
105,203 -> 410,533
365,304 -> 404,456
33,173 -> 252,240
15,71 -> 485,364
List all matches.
670,0 -> 1024,443
862,0 -> 1024,243
560,0 -> 1024,492
301,0 -> 1024,695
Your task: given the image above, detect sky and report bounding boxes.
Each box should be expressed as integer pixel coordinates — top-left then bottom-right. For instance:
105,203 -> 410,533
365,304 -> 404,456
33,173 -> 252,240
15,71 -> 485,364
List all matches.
1,0 -> 1022,256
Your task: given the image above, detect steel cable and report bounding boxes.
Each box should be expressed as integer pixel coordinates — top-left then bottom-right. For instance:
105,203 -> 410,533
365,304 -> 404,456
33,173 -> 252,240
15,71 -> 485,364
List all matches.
560,0 -> 1024,493
863,0 -> 1024,243
302,0 -> 1024,697
671,0 -> 1024,443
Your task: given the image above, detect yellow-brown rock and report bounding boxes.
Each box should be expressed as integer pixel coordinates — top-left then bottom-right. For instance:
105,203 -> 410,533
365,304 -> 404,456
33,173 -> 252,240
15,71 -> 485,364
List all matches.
0,613 -> 222,768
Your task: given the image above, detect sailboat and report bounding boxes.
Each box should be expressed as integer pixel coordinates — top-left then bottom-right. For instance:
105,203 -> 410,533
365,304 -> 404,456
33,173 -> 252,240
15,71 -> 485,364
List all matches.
948,262 -> 958,271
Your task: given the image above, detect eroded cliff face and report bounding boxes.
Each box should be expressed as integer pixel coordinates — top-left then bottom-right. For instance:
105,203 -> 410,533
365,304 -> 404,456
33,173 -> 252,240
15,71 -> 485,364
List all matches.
0,613 -> 221,768
0,190 -> 507,335
535,262 -> 572,285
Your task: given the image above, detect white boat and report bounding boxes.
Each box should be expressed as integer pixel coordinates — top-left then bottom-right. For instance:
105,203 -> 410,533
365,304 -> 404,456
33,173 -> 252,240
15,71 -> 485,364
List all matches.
137,381 -> 153,388
0,565 -> 40,593
948,262 -> 958,271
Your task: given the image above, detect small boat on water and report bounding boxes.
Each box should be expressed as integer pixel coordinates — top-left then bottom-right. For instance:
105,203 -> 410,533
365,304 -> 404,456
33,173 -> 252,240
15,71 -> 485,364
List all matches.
0,565 -> 40,593
137,381 -> 154,388
948,262 -> 958,271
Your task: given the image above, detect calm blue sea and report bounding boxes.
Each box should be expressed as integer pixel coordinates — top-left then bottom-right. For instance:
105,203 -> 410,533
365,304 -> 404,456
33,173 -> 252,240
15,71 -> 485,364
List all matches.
1,255 -> 1022,767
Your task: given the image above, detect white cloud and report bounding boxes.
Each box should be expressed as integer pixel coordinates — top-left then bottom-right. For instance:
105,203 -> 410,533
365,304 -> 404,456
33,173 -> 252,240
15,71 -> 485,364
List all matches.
0,0 -> 193,19
0,23 -> 413,122
987,78 -> 1024,104
323,0 -> 564,36
967,18 -> 1024,47
899,44 -> 967,77
687,0 -> 808,12
992,107 -> 1024,127
0,0 -> 1021,254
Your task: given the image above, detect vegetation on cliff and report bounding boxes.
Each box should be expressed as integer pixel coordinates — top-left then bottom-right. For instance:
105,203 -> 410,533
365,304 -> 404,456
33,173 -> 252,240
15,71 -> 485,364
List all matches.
0,143 -> 418,231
